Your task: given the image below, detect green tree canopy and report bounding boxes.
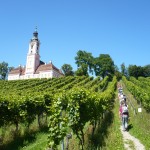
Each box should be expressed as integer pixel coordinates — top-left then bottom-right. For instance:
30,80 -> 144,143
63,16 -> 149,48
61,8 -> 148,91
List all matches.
75,64 -> 88,76
75,50 -> 94,76
121,63 -> 128,77
94,54 -> 115,78
121,63 -> 125,75
61,64 -> 74,76
114,65 -> 122,81
128,65 -> 145,78
128,64 -> 150,78
0,61 -> 9,80
143,64 -> 150,77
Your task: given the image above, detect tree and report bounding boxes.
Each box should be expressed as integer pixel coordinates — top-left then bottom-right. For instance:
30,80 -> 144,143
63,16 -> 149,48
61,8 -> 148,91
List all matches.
128,64 -> 150,78
121,63 -> 128,77
61,64 -> 74,76
121,63 -> 125,75
128,65 -> 144,78
75,50 -> 94,76
75,64 -> 88,76
94,54 -> 115,78
0,61 -> 9,80
114,65 -> 122,81
143,64 -> 150,77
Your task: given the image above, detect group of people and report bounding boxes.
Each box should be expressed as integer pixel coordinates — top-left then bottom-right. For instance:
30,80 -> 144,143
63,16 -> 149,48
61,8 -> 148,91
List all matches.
118,85 -> 129,131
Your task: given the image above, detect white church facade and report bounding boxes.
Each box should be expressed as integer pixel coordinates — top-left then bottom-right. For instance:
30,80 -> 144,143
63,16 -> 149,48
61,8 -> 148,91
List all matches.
8,29 -> 64,80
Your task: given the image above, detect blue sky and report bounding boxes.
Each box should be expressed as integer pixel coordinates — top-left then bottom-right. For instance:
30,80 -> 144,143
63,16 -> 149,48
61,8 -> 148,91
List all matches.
0,0 -> 150,71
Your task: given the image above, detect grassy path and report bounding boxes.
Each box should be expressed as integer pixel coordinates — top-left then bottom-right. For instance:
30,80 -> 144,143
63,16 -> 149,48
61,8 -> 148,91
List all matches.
98,91 -> 125,150
20,132 -> 48,150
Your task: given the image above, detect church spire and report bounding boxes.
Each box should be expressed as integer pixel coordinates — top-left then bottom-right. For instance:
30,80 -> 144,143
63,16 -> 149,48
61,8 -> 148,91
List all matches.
26,27 -> 40,74
32,26 -> 38,40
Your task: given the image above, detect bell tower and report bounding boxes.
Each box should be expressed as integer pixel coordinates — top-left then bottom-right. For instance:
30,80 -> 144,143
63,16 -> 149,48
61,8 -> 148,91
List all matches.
25,27 -> 40,74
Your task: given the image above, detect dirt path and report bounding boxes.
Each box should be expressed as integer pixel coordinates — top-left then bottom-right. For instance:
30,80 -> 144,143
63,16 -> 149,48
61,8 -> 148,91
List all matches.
120,126 -> 145,150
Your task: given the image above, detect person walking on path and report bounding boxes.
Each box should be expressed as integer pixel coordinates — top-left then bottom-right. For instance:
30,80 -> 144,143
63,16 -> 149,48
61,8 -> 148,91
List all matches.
119,102 -> 129,131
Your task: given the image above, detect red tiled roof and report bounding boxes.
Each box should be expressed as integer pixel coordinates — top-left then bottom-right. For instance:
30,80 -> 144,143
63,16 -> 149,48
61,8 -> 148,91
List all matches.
9,62 -> 64,75
35,63 -> 63,75
9,67 -> 25,75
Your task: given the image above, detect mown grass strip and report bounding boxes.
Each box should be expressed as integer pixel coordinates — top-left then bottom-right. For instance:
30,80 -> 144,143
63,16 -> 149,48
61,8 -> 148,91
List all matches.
101,91 -> 125,150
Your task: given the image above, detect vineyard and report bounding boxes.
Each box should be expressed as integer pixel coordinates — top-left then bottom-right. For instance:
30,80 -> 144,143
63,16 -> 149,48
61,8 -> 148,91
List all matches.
0,75 -> 117,150
1,75 -> 150,150
122,76 -> 150,111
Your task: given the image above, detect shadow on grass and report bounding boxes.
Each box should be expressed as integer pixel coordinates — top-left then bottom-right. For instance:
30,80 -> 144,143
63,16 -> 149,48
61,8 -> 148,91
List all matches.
127,124 -> 133,131
87,111 -> 114,150
0,125 -> 48,150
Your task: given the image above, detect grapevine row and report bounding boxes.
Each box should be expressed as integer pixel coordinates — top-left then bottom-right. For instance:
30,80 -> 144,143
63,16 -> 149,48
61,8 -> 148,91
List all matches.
47,76 -> 117,149
122,76 -> 150,111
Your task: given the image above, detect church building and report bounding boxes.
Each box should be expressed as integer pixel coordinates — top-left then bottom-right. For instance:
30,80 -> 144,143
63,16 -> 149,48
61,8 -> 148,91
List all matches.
8,29 -> 64,80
